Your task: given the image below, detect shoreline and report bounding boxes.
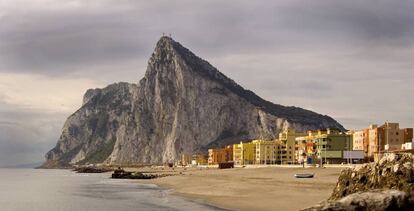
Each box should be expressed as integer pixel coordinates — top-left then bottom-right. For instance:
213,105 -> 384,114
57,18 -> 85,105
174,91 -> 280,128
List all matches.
135,166 -> 347,211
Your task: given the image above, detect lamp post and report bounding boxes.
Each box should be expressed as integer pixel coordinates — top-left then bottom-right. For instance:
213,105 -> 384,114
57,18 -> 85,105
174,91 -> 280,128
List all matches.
319,139 -> 322,168
280,143 -> 283,165
348,136 -> 351,164
386,121 -> 389,154
265,143 -> 267,166
324,139 -> 327,165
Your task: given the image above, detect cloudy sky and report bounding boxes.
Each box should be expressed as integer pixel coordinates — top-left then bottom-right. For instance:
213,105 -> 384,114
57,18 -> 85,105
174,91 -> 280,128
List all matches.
0,0 -> 413,166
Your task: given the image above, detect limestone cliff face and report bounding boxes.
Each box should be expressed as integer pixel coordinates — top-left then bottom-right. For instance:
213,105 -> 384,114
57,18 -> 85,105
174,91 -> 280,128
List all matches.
41,37 -> 344,168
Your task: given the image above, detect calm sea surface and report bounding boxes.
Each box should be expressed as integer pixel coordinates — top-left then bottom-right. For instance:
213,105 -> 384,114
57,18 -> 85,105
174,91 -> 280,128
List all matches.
0,168 -> 222,211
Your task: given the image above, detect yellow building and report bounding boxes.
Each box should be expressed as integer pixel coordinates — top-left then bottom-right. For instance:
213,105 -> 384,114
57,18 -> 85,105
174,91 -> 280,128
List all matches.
278,129 -> 306,164
208,145 -> 233,165
233,141 -> 255,165
252,140 -> 279,164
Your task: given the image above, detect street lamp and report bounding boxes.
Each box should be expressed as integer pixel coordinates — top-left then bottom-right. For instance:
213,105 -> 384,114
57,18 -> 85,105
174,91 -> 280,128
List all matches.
386,121 -> 389,154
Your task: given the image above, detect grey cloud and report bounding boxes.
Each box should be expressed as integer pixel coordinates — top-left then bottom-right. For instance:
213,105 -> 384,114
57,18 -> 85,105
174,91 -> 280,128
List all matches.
0,8 -> 150,75
273,1 -> 414,45
2,1 -> 414,79
259,80 -> 334,99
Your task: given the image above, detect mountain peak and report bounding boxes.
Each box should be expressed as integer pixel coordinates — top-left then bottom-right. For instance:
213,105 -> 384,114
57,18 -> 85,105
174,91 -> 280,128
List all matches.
157,35 -> 175,44
155,36 -> 175,51
147,37 -> 344,130
152,36 -> 196,61
148,36 -> 181,67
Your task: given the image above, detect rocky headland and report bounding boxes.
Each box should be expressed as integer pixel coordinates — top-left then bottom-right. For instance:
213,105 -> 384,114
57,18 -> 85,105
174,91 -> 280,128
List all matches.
41,36 -> 344,168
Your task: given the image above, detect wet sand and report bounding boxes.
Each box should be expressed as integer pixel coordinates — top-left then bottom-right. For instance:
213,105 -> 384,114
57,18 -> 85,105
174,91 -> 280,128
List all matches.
137,166 -> 346,211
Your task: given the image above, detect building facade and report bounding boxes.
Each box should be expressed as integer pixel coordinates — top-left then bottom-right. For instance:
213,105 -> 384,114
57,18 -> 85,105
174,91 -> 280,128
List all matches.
296,129 -> 353,164
368,124 -> 381,159
192,154 -> 208,165
353,128 -> 369,159
252,140 -> 279,164
295,131 -> 317,164
208,145 -> 233,165
382,122 -> 406,151
314,129 -> 352,164
402,128 -> 413,143
181,154 -> 192,166
367,122 -> 413,161
233,142 -> 255,165
278,129 -> 306,164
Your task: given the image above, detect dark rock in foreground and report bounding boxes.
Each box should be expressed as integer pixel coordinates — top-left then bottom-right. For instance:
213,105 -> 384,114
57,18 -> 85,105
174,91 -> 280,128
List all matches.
73,166 -> 113,173
330,153 -> 414,201
111,169 -> 158,179
303,153 -> 414,211
303,189 -> 413,211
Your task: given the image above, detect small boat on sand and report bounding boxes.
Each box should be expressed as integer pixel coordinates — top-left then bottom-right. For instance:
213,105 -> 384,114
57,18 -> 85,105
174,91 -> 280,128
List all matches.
294,173 -> 314,178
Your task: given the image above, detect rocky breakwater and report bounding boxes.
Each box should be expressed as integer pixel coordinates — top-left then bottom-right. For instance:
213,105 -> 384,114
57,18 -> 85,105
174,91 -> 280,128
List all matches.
73,166 -> 113,173
303,153 -> 414,211
111,168 -> 164,179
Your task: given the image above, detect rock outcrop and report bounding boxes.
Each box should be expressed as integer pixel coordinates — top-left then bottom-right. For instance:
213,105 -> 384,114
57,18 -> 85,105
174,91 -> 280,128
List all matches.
304,189 -> 413,211
330,153 -> 414,201
41,36 -> 344,168
304,153 -> 414,211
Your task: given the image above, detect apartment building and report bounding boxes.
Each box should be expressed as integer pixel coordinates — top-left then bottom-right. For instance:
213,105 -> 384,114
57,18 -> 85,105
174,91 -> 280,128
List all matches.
367,122 -> 413,161
252,140 -> 279,164
278,129 -> 306,164
353,128 -> 369,158
208,145 -> 233,165
233,141 -> 255,165
295,129 -> 353,164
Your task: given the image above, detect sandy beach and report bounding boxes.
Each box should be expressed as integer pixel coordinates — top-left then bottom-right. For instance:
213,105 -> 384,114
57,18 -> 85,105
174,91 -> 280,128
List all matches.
135,166 -> 347,211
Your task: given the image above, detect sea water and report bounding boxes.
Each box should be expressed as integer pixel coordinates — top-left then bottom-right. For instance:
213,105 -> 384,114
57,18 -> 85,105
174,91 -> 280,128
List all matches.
0,168 -> 222,211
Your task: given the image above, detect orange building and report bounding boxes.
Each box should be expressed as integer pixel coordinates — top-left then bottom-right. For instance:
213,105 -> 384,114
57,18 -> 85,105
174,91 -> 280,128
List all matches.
353,128 -> 369,158
208,145 -> 233,165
